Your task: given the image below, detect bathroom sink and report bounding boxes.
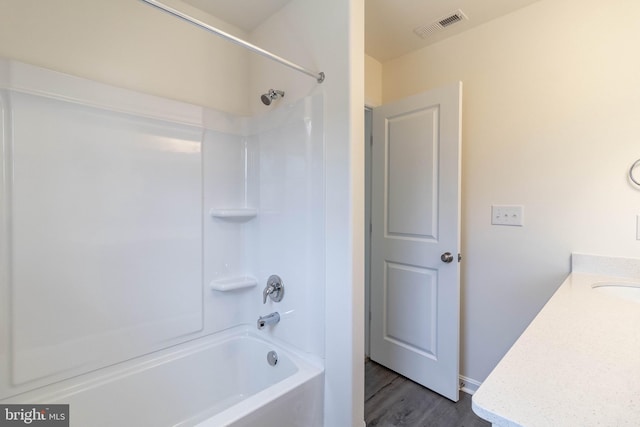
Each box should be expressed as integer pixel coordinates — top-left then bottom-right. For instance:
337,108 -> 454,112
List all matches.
591,281 -> 640,303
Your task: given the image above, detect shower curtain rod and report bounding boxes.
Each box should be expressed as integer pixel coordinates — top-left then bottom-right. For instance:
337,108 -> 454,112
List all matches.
140,0 -> 325,83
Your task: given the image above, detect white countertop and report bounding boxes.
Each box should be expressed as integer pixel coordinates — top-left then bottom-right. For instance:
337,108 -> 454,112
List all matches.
472,254 -> 640,427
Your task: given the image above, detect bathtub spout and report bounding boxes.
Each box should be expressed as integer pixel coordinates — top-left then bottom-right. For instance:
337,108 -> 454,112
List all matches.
257,312 -> 280,330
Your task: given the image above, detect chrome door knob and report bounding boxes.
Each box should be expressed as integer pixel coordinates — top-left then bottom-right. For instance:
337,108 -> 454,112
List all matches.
441,252 -> 454,263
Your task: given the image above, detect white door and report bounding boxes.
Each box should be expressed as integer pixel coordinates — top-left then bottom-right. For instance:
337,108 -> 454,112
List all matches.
370,82 -> 462,401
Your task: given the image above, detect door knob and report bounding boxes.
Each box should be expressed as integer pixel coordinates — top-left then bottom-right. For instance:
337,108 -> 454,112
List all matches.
441,252 -> 454,263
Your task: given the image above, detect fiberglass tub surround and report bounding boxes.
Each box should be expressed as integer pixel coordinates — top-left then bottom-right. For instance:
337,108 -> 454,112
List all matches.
0,58 -> 325,426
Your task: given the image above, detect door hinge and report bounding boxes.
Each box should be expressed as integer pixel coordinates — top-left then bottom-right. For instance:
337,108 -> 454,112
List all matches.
458,253 -> 462,262
369,134 -> 373,146
370,223 -> 373,234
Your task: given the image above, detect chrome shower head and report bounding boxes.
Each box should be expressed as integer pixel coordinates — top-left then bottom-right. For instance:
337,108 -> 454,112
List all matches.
261,93 -> 272,106
261,89 -> 285,106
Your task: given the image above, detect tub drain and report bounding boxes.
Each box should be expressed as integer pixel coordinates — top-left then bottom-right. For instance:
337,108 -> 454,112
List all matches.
267,350 -> 278,366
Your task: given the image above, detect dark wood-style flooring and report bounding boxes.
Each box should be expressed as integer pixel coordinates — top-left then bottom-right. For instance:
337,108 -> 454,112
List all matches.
365,359 -> 491,427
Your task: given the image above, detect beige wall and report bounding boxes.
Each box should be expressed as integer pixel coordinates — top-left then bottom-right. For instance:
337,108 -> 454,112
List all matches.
382,0 -> 640,382
364,54 -> 382,107
0,0 -> 251,115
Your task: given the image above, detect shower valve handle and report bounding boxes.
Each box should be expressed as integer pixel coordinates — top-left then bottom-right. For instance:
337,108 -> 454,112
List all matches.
263,275 -> 285,304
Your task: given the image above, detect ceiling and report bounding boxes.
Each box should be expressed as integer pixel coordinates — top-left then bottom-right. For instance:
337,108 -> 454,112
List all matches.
182,0 -> 541,62
181,0 -> 291,32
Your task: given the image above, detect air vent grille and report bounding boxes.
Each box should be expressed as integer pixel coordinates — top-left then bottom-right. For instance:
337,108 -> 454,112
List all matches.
439,14 -> 463,27
413,9 -> 468,39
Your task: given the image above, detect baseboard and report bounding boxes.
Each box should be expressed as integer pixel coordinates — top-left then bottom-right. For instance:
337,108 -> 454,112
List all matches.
459,375 -> 481,395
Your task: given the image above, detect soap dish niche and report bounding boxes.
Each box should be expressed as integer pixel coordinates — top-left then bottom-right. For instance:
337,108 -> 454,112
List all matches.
210,208 -> 257,219
210,276 -> 257,292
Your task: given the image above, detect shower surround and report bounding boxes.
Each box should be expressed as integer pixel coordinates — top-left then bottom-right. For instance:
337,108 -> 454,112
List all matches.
0,58 -> 325,426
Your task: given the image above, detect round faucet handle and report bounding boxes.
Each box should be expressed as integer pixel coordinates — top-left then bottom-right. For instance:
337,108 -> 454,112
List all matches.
263,275 -> 285,303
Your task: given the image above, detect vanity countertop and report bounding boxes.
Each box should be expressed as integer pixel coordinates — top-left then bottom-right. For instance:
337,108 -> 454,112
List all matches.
472,254 -> 640,427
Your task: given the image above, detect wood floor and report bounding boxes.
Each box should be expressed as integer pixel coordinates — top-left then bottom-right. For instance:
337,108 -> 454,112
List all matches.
365,359 -> 491,427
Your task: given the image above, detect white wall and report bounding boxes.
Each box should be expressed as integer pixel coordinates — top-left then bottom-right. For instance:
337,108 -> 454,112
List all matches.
382,0 -> 640,383
0,0 -> 251,115
250,1 -> 365,426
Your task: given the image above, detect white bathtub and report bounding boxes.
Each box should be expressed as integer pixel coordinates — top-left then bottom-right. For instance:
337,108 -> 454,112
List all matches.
3,326 -> 324,427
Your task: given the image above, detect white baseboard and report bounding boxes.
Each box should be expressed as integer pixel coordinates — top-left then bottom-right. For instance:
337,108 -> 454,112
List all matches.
459,375 -> 481,395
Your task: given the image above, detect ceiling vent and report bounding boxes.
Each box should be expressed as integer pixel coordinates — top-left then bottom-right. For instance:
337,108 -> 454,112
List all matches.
413,9 -> 468,39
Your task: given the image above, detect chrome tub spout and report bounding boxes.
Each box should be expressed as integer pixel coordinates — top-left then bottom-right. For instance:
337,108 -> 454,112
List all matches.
257,312 -> 280,330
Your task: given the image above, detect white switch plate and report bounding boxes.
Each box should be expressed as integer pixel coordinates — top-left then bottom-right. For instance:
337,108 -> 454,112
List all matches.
491,205 -> 524,226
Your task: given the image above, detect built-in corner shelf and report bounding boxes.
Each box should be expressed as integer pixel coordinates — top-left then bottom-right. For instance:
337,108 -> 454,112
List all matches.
209,276 -> 258,292
209,208 -> 257,219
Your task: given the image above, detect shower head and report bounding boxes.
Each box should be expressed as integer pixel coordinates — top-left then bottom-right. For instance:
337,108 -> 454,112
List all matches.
261,89 -> 285,106
261,93 -> 272,106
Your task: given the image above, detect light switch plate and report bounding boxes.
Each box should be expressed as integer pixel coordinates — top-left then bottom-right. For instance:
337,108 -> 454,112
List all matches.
491,205 -> 524,226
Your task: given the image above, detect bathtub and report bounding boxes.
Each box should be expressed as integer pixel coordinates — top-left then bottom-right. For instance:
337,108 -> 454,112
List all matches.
2,326 -> 324,427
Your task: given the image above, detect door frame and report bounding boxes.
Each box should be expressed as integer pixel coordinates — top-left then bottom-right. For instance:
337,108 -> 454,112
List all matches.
364,106 -> 373,357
